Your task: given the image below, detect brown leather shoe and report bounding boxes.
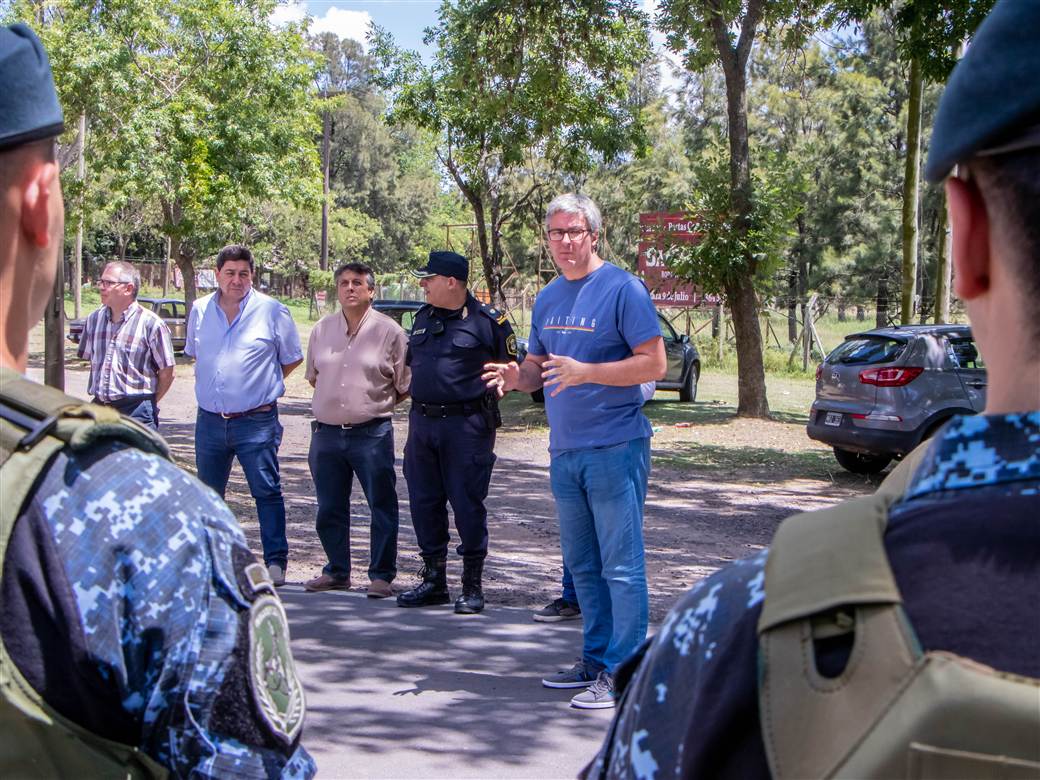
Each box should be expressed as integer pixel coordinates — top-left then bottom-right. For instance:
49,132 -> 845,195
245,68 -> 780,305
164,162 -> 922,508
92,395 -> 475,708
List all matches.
367,578 -> 393,599
304,573 -> 350,592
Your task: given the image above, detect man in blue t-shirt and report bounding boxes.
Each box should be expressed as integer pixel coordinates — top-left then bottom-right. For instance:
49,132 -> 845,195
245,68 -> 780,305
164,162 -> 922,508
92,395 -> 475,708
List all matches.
484,193 -> 665,709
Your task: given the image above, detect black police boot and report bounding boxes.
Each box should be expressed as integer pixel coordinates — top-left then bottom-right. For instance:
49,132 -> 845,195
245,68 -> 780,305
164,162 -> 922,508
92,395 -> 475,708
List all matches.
454,557 -> 485,614
396,556 -> 450,608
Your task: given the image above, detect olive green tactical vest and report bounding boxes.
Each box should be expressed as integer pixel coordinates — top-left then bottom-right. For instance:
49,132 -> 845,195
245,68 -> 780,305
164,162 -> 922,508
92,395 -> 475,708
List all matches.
757,448 -> 1040,779
0,366 -> 170,779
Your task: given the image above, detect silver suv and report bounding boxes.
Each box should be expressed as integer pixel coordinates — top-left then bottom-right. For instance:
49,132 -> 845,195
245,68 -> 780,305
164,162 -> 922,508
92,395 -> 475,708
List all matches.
807,324 -> 986,473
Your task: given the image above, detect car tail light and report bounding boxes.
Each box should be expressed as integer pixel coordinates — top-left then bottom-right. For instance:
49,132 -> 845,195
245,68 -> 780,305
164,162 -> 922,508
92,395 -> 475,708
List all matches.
815,364 -> 823,381
858,366 -> 924,386
851,412 -> 903,422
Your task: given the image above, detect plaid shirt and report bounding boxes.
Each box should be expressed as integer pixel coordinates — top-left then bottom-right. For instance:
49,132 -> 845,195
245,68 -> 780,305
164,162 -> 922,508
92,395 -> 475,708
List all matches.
78,301 -> 176,401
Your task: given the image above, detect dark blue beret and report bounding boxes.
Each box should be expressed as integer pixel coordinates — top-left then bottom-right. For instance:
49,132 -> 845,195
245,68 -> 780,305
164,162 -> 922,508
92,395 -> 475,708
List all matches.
925,0 -> 1040,183
0,23 -> 64,152
412,250 -> 469,281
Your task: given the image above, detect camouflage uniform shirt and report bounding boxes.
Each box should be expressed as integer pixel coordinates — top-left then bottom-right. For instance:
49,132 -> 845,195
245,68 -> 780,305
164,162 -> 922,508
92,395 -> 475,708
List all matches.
587,412 -> 1040,780
0,440 -> 316,778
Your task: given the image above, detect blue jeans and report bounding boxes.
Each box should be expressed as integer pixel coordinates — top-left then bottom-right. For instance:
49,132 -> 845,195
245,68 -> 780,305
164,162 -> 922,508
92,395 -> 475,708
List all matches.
551,437 -> 650,674
308,419 -> 399,582
195,407 -> 288,567
98,395 -> 158,430
561,565 -> 577,605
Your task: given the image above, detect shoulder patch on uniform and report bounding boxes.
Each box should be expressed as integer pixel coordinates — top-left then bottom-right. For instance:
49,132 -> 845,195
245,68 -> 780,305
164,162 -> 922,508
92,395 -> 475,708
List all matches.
480,303 -> 508,324
249,594 -> 305,745
506,333 -> 518,357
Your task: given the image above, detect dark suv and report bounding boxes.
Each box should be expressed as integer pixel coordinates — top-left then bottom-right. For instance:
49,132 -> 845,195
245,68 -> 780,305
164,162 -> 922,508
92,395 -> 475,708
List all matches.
807,324 -> 986,473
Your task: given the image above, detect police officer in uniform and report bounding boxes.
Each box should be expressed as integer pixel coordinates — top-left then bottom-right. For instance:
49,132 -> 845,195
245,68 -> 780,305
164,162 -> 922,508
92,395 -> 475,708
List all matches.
0,25 -> 314,777
586,2 -> 1040,777
397,251 -> 517,614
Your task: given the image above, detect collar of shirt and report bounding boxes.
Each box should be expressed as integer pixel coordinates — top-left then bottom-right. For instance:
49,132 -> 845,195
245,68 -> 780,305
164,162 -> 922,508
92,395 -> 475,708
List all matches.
902,411 -> 1040,502
343,305 -> 372,337
105,299 -> 141,325
216,287 -> 254,326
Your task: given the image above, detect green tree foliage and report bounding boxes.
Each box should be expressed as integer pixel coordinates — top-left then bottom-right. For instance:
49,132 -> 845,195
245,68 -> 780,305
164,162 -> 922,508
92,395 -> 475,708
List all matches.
658,0 -> 825,417
373,0 -> 653,303
315,33 -> 464,270
19,0 -> 323,308
832,0 -> 995,323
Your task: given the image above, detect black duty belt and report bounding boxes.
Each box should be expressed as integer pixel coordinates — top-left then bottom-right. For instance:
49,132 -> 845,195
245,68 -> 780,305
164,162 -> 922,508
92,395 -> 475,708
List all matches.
314,418 -> 388,430
413,399 -> 487,418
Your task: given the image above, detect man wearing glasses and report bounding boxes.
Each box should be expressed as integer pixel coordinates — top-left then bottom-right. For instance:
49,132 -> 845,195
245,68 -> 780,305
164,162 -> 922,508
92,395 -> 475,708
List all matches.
78,261 -> 175,430
396,250 -> 517,614
483,194 -> 665,709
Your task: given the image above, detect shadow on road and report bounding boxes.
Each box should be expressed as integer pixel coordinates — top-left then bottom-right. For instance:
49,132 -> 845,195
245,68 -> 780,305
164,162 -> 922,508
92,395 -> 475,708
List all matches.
282,589 -> 611,777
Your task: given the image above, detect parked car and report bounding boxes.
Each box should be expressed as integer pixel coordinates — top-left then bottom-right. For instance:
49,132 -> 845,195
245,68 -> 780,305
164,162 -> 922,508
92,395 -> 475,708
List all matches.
67,296 -> 188,352
807,324 -> 986,474
516,312 -> 701,404
373,299 -> 425,331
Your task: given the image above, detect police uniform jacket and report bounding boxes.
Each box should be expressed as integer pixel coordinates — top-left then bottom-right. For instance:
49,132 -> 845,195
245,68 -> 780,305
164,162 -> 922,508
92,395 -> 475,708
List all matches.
407,293 -> 515,404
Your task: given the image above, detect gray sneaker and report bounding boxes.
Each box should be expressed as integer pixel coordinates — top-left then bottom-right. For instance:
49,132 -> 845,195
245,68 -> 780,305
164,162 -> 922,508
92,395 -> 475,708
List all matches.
542,659 -> 598,689
570,671 -> 616,709
533,597 -> 582,623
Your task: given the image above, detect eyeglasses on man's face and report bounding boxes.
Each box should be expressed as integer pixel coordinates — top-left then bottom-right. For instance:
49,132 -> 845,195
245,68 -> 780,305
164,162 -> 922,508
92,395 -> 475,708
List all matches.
98,278 -> 128,289
546,228 -> 590,242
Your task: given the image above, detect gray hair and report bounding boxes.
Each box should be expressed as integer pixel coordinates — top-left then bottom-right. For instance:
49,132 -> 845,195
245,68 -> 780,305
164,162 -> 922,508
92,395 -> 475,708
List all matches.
544,193 -> 602,234
104,261 -> 140,298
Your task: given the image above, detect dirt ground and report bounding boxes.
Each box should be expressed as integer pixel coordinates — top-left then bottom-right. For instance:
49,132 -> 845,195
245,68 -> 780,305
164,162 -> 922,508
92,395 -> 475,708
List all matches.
49,357 -> 881,622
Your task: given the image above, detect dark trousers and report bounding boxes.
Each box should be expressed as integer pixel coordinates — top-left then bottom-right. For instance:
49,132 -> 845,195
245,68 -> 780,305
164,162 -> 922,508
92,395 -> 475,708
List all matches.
308,419 -> 399,582
194,407 -> 288,568
404,407 -> 496,560
96,394 -> 158,430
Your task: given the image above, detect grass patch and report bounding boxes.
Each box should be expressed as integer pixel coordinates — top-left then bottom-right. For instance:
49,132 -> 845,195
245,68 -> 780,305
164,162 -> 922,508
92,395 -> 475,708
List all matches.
653,442 -> 837,479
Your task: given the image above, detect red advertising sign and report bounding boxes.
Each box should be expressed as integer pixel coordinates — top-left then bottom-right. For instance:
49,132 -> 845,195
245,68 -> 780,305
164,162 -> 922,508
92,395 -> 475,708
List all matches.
637,212 -> 714,307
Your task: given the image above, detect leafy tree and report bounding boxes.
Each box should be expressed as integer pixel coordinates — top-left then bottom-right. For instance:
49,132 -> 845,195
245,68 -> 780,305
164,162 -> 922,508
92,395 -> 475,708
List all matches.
28,0 -> 323,308
658,0 -> 824,417
833,0 -> 995,323
373,0 -> 653,304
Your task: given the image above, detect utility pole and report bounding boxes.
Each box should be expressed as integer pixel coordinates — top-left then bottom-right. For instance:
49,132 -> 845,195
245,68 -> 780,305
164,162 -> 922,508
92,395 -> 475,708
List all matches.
44,251 -> 65,390
73,112 -> 86,318
320,107 -> 331,271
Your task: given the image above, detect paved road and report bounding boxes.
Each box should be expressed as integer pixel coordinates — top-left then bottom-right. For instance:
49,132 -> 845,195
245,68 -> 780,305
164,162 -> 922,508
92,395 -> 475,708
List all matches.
282,587 -> 612,779
27,365 -> 613,778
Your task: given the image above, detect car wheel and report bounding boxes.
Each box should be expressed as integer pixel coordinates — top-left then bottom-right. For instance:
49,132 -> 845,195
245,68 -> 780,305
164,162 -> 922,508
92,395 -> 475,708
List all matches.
833,447 -> 892,475
679,363 -> 699,403
531,387 -> 545,404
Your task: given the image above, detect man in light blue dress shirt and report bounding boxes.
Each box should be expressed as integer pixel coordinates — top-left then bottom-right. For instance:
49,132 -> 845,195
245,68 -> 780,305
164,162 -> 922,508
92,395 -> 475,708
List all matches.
185,245 -> 304,585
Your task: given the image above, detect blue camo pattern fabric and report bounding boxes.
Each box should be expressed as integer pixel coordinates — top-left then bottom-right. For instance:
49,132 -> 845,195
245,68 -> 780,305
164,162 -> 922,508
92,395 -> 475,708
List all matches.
587,411 -> 1040,780
28,442 -> 316,778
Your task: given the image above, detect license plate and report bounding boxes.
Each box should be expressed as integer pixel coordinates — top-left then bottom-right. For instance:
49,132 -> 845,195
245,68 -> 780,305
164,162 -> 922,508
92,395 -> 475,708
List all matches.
824,412 -> 843,427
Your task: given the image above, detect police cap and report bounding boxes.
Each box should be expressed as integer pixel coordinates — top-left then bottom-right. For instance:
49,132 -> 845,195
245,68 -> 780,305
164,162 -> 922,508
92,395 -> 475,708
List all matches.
0,23 -> 64,153
925,0 -> 1040,183
412,250 -> 469,281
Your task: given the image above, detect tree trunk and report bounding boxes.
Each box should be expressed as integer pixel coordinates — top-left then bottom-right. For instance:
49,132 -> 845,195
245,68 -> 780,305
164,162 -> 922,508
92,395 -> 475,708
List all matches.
714,3 -> 769,419
171,234 -> 198,310
838,301 -> 847,322
856,305 -> 866,321
876,275 -> 889,328
900,55 -> 923,324
787,263 -> 798,343
934,191 -> 951,323
726,276 -> 769,417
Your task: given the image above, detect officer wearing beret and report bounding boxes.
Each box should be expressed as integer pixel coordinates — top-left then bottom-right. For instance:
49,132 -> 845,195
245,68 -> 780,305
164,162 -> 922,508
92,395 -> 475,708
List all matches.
396,251 -> 517,614
0,24 -> 314,777
586,2 -> 1040,777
